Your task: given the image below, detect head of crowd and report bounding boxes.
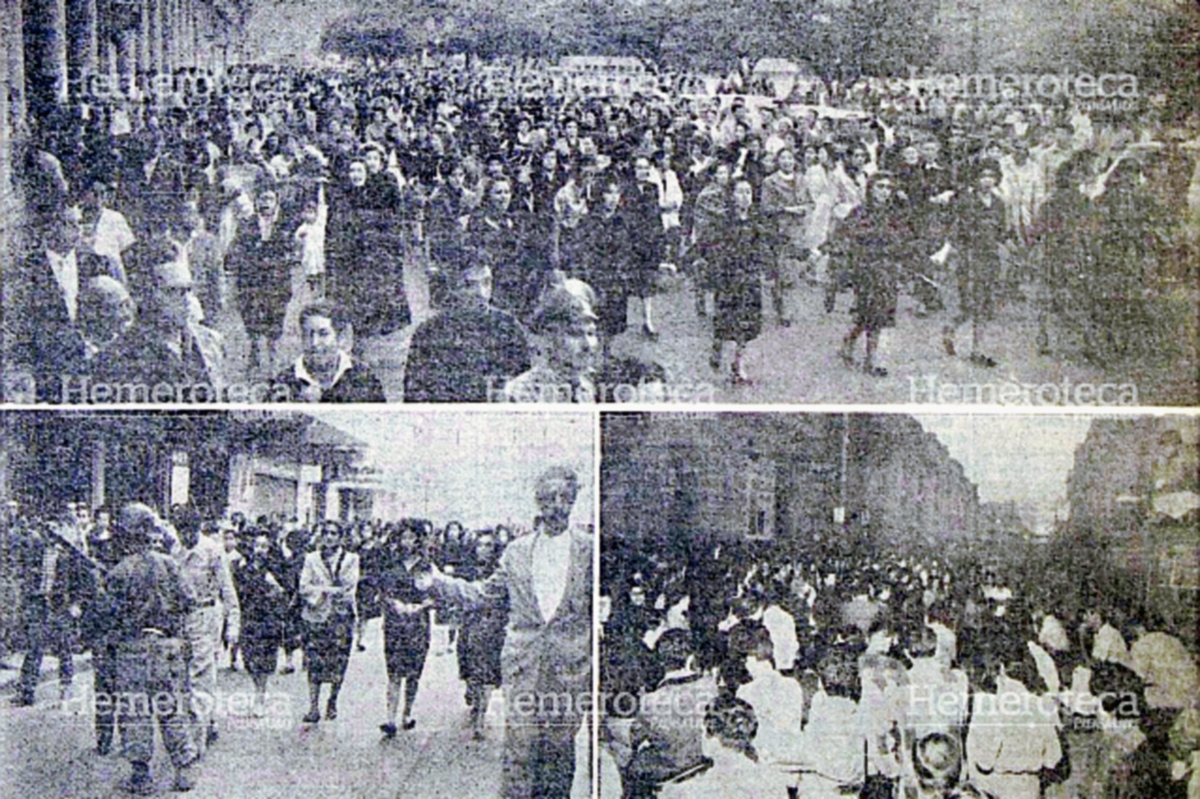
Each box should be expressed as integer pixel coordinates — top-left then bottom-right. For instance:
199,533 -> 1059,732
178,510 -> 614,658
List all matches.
5,53 -> 1197,403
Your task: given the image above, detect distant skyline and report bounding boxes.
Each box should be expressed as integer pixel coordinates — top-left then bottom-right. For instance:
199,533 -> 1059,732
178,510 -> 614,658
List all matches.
915,415 -> 1094,535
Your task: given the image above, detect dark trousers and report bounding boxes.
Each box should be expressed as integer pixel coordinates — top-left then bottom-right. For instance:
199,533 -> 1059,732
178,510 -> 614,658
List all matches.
94,643 -> 118,750
501,664 -> 583,799
17,595 -> 73,699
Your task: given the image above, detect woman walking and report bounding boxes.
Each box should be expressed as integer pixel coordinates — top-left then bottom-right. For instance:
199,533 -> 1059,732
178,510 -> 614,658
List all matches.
456,530 -> 508,739
232,530 -> 288,717
710,179 -> 770,385
377,520 -> 434,737
298,522 -> 360,724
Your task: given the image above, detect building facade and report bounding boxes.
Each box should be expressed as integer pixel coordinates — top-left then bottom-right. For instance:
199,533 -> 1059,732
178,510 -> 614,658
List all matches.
0,410 -> 369,524
601,413 -> 986,560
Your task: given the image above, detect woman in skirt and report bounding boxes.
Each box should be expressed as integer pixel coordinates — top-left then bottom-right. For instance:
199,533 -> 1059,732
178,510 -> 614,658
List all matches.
377,520 -> 434,737
456,530 -> 508,739
298,522 -> 360,723
837,174 -> 909,377
225,184 -> 295,375
232,530 -> 288,717
711,179 -> 771,385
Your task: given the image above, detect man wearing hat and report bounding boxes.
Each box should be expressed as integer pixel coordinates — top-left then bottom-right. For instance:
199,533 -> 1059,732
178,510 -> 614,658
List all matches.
102,503 -> 199,794
93,238 -> 226,401
504,273 -> 600,403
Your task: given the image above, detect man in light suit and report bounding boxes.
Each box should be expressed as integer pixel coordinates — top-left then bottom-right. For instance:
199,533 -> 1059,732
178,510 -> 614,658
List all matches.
418,466 -> 593,799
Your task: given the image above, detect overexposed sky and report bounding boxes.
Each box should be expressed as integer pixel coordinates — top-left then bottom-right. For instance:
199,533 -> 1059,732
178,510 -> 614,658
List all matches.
307,410 -> 595,530
914,415 -> 1095,534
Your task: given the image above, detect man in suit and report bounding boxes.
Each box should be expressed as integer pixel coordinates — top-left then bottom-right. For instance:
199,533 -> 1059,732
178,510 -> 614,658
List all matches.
418,466 -> 593,799
6,201 -> 90,402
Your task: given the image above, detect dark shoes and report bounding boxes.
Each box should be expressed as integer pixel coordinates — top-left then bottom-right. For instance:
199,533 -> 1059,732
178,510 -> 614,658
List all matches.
205,725 -> 218,747
402,718 -> 416,731
10,693 -> 35,707
380,722 -> 397,739
173,766 -> 194,792
864,365 -> 889,377
969,353 -> 998,368
302,710 -> 320,724
127,762 -> 153,796
325,699 -> 338,721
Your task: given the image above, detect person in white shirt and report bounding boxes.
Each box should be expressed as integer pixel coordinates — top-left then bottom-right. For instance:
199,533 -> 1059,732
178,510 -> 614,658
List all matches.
172,506 -> 240,751
735,627 -> 805,795
966,650 -> 1063,799
417,466 -> 593,799
79,178 -> 136,283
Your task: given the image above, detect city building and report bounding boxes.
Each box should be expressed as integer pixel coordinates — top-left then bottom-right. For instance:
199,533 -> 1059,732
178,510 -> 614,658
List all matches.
0,410 -> 371,523
601,413 -> 986,558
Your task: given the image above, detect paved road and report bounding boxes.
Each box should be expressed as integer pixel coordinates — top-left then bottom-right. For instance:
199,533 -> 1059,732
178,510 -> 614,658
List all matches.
1,621 -> 592,798
212,251 -> 1190,406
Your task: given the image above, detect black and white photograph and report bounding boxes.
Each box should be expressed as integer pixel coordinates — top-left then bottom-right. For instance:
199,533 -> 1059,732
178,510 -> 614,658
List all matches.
0,0 -> 1197,405
598,411 -> 1198,797
0,408 -> 595,798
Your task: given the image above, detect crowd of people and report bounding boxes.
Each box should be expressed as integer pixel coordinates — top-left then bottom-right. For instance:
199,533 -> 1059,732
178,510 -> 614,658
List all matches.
6,55 -> 1196,401
0,465 -> 592,798
599,535 -> 1200,798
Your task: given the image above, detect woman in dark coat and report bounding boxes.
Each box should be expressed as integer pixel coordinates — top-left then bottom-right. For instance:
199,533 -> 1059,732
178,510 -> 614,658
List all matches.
377,520 -> 433,737
710,178 -> 770,385
836,174 -> 909,377
225,184 -> 295,374
455,530 -> 508,739
232,530 -> 288,716
579,176 -> 634,358
326,157 -> 412,342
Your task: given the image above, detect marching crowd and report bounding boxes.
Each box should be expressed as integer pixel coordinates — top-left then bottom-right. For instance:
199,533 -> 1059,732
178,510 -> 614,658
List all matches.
0,501 -> 526,793
599,537 -> 1200,798
7,55 -> 1197,401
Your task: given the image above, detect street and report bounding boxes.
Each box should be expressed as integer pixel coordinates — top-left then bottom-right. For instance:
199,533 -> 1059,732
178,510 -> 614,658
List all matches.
1,621 -> 592,798
211,249 -> 1188,406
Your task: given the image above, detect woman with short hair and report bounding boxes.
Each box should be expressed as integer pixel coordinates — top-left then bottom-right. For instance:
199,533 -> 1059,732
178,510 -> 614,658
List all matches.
377,520 -> 434,737
298,521 -> 360,724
